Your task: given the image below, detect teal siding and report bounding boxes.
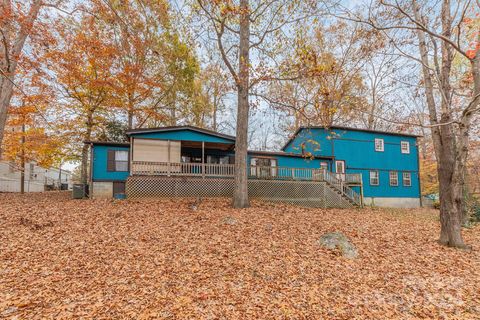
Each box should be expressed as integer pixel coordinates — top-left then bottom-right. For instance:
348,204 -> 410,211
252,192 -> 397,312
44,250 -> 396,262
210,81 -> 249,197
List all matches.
347,168 -> 419,198
90,126 -> 420,200
92,145 -> 130,181
247,153 -> 330,179
129,129 -> 234,144
248,153 -> 326,169
284,128 -> 420,198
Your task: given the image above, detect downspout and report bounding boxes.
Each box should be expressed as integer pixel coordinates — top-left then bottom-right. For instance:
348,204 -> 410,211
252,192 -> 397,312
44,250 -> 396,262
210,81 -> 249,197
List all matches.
202,141 -> 205,179
416,138 -> 423,207
129,136 -> 133,176
89,142 -> 94,198
167,140 -> 171,176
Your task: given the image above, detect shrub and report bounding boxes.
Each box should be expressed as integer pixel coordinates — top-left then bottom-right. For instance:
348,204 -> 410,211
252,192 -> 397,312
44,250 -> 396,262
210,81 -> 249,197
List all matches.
470,202 -> 480,223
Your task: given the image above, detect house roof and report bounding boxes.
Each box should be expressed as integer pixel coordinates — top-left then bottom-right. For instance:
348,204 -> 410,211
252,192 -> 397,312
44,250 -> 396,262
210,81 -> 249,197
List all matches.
125,125 -> 236,142
85,141 -> 130,147
282,125 -> 422,151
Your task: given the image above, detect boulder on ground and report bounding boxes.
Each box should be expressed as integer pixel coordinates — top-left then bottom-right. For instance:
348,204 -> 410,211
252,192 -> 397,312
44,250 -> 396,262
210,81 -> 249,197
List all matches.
318,232 -> 358,259
223,216 -> 237,225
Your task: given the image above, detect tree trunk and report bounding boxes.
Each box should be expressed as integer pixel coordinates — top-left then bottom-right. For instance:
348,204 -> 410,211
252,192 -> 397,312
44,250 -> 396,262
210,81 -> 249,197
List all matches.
127,94 -> 134,130
412,0 -> 467,247
20,122 -> 25,194
0,0 -> 43,158
212,95 -> 218,132
0,80 -> 14,159
232,0 -> 250,208
169,91 -> 177,126
81,114 -> 94,185
437,148 -> 465,247
80,143 -> 89,185
127,110 -> 134,130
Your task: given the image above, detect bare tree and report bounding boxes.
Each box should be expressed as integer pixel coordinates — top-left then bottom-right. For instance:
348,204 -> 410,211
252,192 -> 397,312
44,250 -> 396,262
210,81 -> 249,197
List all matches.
201,62 -> 230,131
0,0 -> 43,158
362,47 -> 402,129
195,0 -> 321,208
255,20 -> 383,129
333,0 -> 480,248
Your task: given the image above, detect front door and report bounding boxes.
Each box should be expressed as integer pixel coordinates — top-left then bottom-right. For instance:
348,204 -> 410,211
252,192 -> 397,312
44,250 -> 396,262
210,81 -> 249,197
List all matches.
335,160 -> 345,181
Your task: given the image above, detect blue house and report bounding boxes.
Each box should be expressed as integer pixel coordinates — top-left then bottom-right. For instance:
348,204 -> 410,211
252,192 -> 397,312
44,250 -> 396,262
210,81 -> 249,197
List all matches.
85,125 -> 421,208
283,126 -> 422,207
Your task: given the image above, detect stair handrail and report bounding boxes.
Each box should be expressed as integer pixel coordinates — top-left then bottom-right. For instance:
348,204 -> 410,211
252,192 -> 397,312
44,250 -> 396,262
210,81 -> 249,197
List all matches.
323,170 -> 361,206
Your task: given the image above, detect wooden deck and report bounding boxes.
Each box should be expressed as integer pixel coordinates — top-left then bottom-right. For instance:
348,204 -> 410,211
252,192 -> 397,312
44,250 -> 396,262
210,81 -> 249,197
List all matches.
130,161 -> 363,206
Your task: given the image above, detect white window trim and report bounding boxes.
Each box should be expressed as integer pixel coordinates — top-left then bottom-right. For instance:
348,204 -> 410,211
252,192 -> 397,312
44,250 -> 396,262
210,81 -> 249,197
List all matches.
401,141 -> 410,154
389,171 -> 398,186
250,157 -> 278,177
374,138 -> 384,152
370,170 -> 379,186
115,150 -> 129,172
403,172 -> 412,187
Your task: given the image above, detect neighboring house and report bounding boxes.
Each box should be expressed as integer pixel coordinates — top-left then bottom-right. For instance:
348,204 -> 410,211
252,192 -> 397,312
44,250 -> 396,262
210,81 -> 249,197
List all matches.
0,160 -> 72,193
86,125 -> 421,208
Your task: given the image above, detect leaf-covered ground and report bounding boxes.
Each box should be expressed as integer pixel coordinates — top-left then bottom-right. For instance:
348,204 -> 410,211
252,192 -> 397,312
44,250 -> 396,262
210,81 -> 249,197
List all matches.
1,192 -> 479,319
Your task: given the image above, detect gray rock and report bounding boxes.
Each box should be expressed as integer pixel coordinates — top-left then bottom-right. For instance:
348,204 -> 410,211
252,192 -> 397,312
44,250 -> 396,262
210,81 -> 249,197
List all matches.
2,306 -> 18,316
318,232 -> 358,259
223,216 -> 237,225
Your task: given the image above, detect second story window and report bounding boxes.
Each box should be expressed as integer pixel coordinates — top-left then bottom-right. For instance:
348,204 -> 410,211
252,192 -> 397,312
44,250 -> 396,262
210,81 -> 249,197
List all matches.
107,150 -> 129,172
389,171 -> 398,186
370,170 -> 379,186
403,172 -> 412,187
374,138 -> 384,152
401,141 -> 410,154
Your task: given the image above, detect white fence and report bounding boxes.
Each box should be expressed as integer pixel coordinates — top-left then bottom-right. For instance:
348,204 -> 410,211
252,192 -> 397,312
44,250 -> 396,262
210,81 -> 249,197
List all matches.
0,177 -> 45,193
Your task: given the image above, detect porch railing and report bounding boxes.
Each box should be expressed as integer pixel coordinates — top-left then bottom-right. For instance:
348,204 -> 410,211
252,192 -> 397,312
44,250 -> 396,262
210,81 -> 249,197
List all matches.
132,161 -> 235,177
131,161 -> 362,206
335,173 -> 362,185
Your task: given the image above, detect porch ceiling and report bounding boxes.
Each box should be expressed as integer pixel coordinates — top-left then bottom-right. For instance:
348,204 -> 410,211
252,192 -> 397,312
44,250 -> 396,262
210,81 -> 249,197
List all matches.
181,140 -> 234,151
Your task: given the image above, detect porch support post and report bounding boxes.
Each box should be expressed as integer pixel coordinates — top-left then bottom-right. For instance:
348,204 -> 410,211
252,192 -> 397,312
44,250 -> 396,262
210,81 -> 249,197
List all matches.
202,141 -> 205,179
167,140 -> 171,177
360,176 -> 364,207
129,136 -> 133,176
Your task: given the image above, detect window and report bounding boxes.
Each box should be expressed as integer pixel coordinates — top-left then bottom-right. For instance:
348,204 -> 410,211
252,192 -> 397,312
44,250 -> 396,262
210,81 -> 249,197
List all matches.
401,141 -> 410,154
389,171 -> 398,186
132,139 -> 180,163
335,160 -> 345,181
107,150 -> 129,172
115,151 -> 129,171
29,163 -> 35,180
250,157 -> 277,177
375,138 -> 384,152
370,170 -> 379,186
403,172 -> 412,187
206,155 -> 230,164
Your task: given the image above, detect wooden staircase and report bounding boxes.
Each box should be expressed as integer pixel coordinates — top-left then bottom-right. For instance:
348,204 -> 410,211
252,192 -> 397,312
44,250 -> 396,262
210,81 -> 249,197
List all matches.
322,171 -> 362,207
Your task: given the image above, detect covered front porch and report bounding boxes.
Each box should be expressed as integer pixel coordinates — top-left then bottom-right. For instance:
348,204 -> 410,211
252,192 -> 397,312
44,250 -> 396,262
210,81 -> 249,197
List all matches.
131,139 -> 236,177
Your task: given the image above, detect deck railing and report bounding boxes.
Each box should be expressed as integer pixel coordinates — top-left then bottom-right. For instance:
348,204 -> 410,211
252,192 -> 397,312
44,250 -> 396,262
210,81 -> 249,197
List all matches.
131,161 -> 362,205
337,173 -> 362,185
132,161 -> 235,177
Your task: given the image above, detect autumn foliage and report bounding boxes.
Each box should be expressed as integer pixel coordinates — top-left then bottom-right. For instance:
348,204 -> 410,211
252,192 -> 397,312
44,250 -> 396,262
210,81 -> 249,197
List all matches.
0,193 -> 479,318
